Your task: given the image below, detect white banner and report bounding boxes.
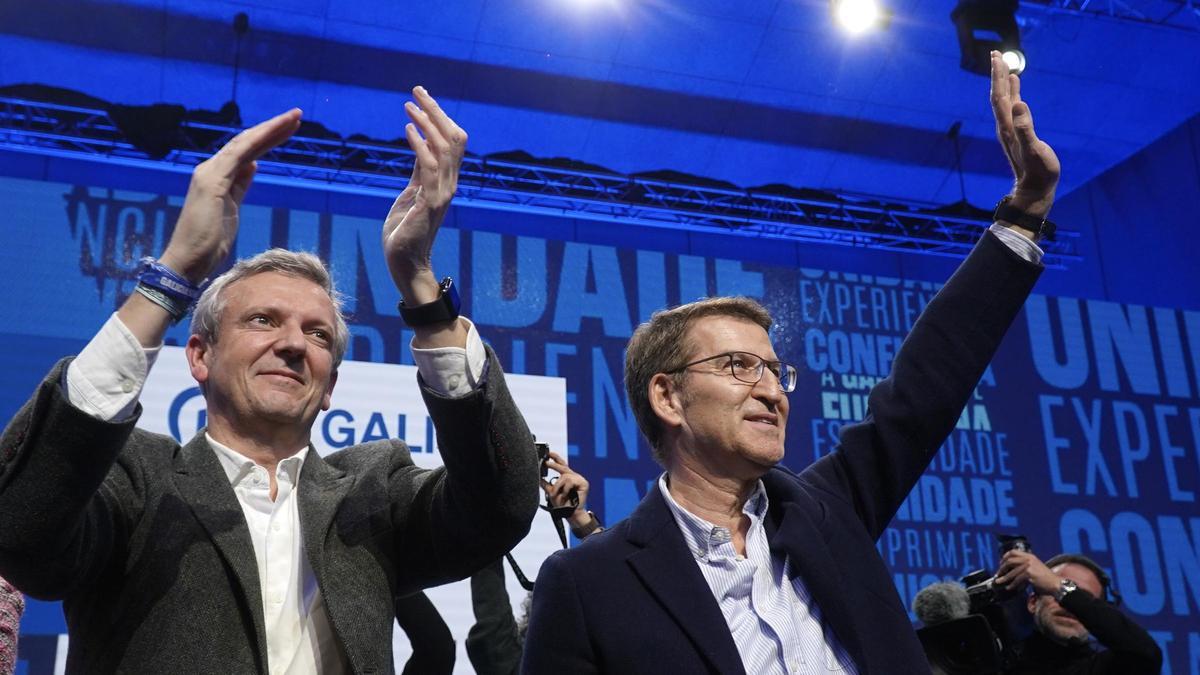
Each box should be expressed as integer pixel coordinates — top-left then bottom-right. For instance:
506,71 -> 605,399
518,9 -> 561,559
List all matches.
140,346 -> 568,673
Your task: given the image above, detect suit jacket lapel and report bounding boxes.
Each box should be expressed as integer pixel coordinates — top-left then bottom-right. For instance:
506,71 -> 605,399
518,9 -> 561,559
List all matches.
625,489 -> 747,675
295,448 -> 351,583
173,432 -> 269,673
763,472 -> 867,669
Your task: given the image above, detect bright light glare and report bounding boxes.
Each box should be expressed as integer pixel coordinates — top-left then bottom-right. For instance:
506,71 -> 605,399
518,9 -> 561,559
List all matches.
835,0 -> 881,34
1001,49 -> 1026,74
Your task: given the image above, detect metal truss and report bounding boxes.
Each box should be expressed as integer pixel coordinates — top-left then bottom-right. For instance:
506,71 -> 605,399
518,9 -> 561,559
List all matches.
1023,0 -> 1200,31
0,95 -> 1079,267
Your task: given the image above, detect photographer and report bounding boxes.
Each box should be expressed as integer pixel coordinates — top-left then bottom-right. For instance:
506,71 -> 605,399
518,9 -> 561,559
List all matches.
466,451 -> 603,675
995,550 -> 1162,674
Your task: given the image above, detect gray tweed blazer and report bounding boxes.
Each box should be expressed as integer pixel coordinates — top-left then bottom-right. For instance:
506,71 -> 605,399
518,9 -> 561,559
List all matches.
0,347 -> 539,674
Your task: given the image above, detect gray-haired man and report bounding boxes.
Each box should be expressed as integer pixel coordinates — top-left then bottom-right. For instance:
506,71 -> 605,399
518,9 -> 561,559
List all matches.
0,88 -> 539,674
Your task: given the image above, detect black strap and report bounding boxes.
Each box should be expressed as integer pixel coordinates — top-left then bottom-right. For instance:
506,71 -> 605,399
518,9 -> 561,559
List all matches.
994,198 -> 1056,241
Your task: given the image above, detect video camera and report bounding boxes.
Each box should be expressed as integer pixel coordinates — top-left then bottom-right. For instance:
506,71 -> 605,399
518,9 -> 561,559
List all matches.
914,534 -> 1034,675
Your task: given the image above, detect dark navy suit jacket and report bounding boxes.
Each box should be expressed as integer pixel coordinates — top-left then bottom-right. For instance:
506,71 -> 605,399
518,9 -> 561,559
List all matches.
522,232 -> 1043,674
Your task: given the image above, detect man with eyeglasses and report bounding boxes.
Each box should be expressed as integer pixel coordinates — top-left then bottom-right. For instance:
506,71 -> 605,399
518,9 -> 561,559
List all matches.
523,52 -> 1054,674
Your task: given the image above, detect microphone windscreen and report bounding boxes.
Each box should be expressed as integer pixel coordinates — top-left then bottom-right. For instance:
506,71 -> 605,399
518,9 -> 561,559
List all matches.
913,581 -> 970,626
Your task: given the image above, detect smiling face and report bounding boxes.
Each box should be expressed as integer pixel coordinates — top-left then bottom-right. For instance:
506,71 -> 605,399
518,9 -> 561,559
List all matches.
186,271 -> 339,445
1028,563 -> 1105,645
656,315 -> 789,482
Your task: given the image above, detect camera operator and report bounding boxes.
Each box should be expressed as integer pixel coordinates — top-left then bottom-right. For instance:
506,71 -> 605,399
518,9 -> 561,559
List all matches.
995,550 -> 1162,674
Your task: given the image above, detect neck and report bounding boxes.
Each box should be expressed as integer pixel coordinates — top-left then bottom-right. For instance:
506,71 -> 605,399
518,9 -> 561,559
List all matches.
664,457 -> 757,531
205,415 -> 308,474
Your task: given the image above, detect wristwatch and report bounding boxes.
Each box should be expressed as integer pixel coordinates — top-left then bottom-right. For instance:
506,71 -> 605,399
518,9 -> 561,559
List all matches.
570,511 -> 604,540
1054,578 -> 1078,602
994,195 -> 1057,242
398,277 -> 460,327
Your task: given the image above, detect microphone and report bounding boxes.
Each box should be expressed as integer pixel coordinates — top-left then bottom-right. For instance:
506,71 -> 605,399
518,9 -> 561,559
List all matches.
913,581 -> 971,627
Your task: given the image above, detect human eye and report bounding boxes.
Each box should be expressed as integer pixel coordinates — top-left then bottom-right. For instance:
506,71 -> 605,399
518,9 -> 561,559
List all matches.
248,314 -> 272,326
765,361 -> 783,378
730,353 -> 759,372
308,328 -> 331,345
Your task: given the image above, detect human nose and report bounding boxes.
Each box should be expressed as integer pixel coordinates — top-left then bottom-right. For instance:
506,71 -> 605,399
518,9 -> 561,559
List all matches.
273,321 -> 307,357
752,367 -> 786,404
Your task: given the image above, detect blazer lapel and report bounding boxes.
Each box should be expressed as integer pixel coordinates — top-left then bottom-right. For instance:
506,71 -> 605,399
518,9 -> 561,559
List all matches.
173,432 -> 269,672
625,489 -> 747,675
763,473 -> 867,669
295,448 -> 351,583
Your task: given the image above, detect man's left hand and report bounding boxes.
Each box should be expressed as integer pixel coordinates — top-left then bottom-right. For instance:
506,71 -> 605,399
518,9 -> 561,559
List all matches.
542,451 -> 592,530
382,86 -> 468,305
989,51 -> 1060,219
995,549 -> 1060,595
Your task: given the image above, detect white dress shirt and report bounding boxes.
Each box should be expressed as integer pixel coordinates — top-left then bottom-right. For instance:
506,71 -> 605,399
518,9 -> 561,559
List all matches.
64,314 -> 487,674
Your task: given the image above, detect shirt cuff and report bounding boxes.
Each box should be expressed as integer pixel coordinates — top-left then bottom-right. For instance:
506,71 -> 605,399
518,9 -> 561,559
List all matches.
989,222 -> 1044,264
409,317 -> 488,398
65,313 -> 162,421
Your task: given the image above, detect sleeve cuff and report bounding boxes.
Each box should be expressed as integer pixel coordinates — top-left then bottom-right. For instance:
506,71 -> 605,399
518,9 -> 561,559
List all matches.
989,222 -> 1044,264
409,317 -> 488,398
64,313 -> 161,421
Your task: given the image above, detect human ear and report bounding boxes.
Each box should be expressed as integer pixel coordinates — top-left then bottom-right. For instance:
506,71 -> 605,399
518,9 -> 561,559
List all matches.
648,373 -> 684,430
185,335 -> 211,385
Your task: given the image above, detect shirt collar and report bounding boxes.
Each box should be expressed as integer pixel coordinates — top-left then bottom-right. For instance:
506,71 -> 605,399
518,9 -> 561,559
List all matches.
206,432 -> 309,488
658,473 -> 769,560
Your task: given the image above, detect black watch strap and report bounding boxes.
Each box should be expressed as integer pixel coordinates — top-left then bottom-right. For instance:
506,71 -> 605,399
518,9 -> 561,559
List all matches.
994,196 -> 1057,242
398,277 -> 461,326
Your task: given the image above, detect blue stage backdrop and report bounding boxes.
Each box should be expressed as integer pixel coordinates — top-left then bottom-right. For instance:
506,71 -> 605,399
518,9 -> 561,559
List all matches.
1,171 -> 1197,672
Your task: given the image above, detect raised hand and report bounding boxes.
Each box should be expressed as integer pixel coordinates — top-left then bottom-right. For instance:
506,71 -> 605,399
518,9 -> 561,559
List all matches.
542,450 -> 592,529
382,86 -> 468,305
161,109 -> 302,283
995,549 -> 1060,595
989,51 -> 1060,218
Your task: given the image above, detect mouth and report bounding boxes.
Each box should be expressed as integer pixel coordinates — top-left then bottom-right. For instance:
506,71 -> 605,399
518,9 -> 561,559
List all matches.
744,413 -> 779,427
259,370 -> 304,385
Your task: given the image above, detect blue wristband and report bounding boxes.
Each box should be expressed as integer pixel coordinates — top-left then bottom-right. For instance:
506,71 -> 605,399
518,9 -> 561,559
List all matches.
137,257 -> 203,302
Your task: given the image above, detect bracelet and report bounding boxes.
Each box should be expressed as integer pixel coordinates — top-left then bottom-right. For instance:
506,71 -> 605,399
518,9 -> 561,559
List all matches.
135,283 -> 190,323
137,257 -> 204,302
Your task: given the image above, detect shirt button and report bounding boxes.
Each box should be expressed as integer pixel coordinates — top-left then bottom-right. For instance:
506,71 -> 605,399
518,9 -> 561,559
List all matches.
735,555 -> 746,562
448,375 -> 462,389
271,593 -> 283,604
121,379 -> 134,393
272,523 -> 281,532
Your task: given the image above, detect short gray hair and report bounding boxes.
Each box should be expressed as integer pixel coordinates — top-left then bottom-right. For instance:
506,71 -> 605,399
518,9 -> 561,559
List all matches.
190,249 -> 350,367
624,296 -> 773,465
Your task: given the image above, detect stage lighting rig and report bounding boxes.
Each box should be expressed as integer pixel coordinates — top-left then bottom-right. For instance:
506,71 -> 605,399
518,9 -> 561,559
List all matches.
951,0 -> 1026,75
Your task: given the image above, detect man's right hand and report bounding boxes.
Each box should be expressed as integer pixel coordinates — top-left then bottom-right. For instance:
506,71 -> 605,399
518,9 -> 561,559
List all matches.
119,109 -> 302,347
160,109 -> 303,284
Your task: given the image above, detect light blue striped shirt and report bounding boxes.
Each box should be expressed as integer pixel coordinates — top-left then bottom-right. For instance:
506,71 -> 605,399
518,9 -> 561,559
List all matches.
658,475 -> 858,674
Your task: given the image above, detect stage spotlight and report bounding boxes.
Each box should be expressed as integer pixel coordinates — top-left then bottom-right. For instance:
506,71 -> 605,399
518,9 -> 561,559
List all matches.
833,0 -> 882,34
1001,48 -> 1026,74
951,0 -> 1024,76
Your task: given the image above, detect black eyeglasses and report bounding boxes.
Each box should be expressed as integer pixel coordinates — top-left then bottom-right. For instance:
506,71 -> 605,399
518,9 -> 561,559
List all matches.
667,351 -> 798,393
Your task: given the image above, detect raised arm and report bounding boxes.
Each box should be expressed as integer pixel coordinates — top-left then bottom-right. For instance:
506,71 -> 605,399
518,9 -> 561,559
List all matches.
382,86 -> 470,350
119,109 -> 302,347
808,51 -> 1054,536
